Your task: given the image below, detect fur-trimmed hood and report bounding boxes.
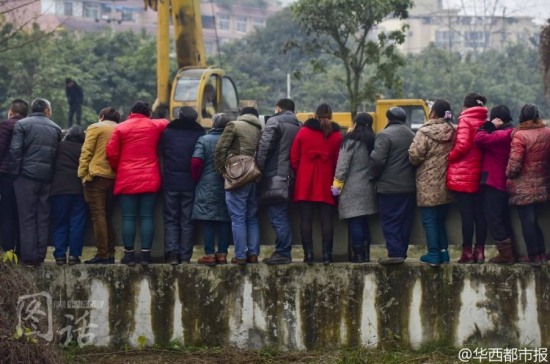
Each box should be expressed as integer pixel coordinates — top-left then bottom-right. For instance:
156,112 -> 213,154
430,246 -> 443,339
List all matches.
304,118 -> 340,133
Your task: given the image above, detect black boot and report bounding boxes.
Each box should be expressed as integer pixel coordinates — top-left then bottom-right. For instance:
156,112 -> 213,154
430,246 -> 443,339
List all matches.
352,248 -> 365,263
322,240 -> 333,265
303,241 -> 313,264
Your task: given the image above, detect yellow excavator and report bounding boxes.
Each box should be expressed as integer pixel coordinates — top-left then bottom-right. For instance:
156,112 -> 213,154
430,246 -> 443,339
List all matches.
143,0 -> 240,126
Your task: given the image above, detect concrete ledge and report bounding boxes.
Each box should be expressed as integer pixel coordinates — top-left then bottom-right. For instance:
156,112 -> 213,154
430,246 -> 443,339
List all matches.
18,263 -> 550,350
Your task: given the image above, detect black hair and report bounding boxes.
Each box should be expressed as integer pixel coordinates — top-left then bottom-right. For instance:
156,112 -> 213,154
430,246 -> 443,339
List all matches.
519,104 -> 541,123
99,107 -> 121,123
344,112 -> 375,153
490,105 -> 512,123
463,92 -> 487,108
10,98 -> 29,117
276,98 -> 295,113
315,103 -> 333,138
430,99 -> 452,120
65,77 -> 73,84
64,125 -> 85,143
240,107 -> 259,117
30,98 -> 51,113
130,101 -> 152,117
212,113 -> 230,129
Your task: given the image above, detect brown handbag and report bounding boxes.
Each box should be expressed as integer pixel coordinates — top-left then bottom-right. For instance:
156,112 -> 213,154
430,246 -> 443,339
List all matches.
223,154 -> 262,191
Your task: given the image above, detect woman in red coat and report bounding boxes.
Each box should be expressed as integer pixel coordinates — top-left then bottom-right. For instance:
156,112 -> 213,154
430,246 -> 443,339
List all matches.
106,101 -> 169,266
290,103 -> 342,264
446,92 -> 488,263
506,104 -> 550,266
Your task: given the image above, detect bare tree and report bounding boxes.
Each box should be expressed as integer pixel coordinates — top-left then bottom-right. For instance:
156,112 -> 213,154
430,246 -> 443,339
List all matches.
540,20 -> 550,105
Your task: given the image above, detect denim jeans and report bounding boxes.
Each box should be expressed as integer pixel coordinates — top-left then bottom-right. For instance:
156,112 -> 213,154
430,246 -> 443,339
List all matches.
421,204 -> 450,251
119,193 -> 156,250
347,215 -> 370,251
163,190 -> 195,260
202,220 -> 231,255
225,183 -> 260,260
266,202 -> 293,258
51,194 -> 88,259
516,203 -> 545,257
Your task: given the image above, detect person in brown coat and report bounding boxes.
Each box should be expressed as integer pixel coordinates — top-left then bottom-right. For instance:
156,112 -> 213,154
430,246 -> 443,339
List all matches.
409,99 -> 456,266
506,104 -> 550,267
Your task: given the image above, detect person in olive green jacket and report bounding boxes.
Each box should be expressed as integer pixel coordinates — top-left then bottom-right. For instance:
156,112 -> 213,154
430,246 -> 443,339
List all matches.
78,107 -> 120,264
214,107 -> 261,265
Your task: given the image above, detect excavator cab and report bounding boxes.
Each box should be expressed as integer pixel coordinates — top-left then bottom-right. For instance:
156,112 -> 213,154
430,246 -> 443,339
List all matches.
170,67 -> 240,127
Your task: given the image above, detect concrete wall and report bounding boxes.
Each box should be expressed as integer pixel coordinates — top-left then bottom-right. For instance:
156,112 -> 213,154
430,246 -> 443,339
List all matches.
88,197 -> 550,261
25,264 -> 550,350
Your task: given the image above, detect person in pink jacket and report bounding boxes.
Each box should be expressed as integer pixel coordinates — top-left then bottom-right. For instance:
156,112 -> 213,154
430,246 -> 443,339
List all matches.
446,92 -> 488,264
106,101 -> 168,266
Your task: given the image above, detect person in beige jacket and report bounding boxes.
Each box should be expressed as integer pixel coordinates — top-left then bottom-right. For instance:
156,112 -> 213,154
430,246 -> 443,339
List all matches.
77,107 -> 120,264
408,99 -> 456,266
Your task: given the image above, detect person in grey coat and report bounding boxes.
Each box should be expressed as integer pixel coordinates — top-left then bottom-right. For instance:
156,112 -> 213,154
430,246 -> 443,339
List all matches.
369,107 -> 416,265
256,98 -> 301,265
193,113 -> 232,265
332,113 -> 377,263
9,98 -> 62,267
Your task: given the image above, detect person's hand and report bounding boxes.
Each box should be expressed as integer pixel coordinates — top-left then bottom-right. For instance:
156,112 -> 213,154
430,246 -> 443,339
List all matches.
491,118 -> 503,128
330,186 -> 341,196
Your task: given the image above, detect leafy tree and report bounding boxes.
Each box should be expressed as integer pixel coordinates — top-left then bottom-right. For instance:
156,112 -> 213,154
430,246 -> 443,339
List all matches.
540,19 -> 550,107
290,0 -> 413,116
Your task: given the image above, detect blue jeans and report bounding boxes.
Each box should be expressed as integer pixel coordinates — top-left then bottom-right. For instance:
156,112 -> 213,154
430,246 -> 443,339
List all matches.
266,202 -> 292,258
348,215 -> 370,251
51,194 -> 88,258
421,205 -> 450,251
202,220 -> 231,255
119,193 -> 156,250
225,183 -> 260,259
378,193 -> 416,258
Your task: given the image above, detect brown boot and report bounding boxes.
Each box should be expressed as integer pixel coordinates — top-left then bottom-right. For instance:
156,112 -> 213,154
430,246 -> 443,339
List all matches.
198,255 -> 216,266
489,238 -> 515,264
215,253 -> 227,265
457,246 -> 474,263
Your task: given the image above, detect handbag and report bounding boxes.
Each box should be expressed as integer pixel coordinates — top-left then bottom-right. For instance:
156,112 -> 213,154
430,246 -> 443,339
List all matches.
258,175 -> 293,204
223,154 -> 262,191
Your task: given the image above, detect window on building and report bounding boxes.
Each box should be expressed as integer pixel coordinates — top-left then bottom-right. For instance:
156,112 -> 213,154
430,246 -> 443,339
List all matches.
121,10 -> 133,22
465,31 -> 487,48
435,30 -> 461,48
253,17 -> 265,28
217,14 -> 229,30
83,3 -> 99,19
202,15 -> 215,29
64,2 -> 73,16
236,16 -> 247,33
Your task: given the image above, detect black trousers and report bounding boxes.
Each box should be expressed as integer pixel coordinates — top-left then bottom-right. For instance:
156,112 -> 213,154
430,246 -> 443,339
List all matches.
163,190 -> 195,261
13,176 -> 51,263
481,185 -> 512,241
68,103 -> 82,126
456,191 -> 487,247
516,203 -> 545,257
0,173 -> 20,252
299,202 -> 333,247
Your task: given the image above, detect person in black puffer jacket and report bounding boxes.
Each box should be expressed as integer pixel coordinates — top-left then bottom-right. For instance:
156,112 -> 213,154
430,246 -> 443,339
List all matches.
9,98 -> 62,267
161,106 -> 205,264
51,126 -> 88,265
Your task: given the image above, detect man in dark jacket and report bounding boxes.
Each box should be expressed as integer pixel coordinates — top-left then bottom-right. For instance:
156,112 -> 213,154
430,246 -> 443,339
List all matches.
161,106 -> 205,264
257,98 -> 300,265
9,98 -> 62,267
369,107 -> 416,265
66,78 -> 84,126
0,99 -> 28,258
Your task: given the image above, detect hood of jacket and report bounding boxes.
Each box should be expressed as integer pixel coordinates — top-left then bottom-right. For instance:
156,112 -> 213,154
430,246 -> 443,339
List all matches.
237,114 -> 261,128
513,119 -> 546,135
460,106 -> 488,122
304,118 -> 340,133
419,118 -> 455,143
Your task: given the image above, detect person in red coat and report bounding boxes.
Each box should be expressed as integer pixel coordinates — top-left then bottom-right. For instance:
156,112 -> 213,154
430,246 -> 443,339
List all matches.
474,105 -> 515,264
106,101 -> 169,266
506,104 -> 550,267
447,92 -> 488,264
290,103 -> 342,264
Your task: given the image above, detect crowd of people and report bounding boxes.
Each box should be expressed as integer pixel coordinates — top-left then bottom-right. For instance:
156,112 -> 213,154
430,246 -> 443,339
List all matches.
0,93 -> 549,268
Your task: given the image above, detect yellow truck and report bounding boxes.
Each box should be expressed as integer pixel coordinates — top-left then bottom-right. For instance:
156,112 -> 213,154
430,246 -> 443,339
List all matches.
296,99 -> 431,132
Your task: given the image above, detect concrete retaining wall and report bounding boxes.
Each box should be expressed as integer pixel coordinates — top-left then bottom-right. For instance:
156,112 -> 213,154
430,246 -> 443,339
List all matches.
21,264 -> 550,350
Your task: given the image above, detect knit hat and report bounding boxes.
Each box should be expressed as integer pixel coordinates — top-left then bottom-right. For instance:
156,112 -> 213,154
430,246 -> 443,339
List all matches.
386,107 -> 407,123
178,106 -> 198,123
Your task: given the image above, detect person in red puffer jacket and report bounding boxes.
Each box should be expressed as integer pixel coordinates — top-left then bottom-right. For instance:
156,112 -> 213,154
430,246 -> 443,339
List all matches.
506,104 -> 550,267
474,105 -> 515,264
447,92 -> 488,264
106,101 -> 169,266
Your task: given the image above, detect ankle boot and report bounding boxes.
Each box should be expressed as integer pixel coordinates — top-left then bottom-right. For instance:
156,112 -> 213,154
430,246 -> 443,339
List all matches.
351,246 -> 366,263
322,240 -> 333,265
489,238 -> 515,264
303,241 -> 313,264
473,245 -> 485,264
420,236 -> 441,267
458,246 -> 474,263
